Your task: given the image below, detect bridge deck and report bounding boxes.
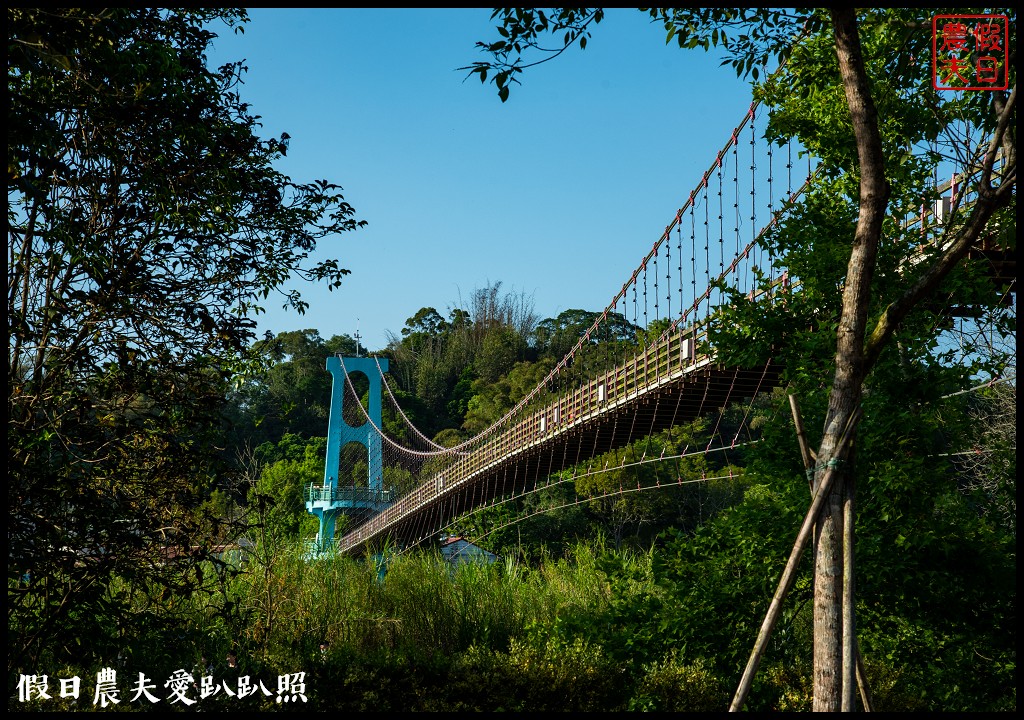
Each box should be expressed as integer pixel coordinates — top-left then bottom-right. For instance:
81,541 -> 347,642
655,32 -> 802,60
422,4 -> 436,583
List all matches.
338,331 -> 781,554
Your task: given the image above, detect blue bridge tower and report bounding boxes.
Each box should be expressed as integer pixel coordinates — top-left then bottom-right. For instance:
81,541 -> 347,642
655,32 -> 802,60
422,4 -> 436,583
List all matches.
306,355 -> 392,552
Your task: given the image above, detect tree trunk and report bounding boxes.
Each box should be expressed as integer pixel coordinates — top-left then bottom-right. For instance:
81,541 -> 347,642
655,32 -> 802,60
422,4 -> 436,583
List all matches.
813,486 -> 845,710
814,9 -> 891,711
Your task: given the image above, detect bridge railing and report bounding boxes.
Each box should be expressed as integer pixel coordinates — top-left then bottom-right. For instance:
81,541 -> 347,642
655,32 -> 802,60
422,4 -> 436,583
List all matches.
305,485 -> 393,506
438,272 -> 801,479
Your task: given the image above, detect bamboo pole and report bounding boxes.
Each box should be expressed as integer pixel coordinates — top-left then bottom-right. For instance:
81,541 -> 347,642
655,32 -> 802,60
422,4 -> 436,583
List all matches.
842,469 -> 856,711
788,394 -> 816,490
855,637 -> 873,711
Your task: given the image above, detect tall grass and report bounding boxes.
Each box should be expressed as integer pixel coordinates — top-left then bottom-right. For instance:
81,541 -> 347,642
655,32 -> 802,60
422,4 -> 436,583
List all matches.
227,539 -> 634,668
13,539 -> 736,711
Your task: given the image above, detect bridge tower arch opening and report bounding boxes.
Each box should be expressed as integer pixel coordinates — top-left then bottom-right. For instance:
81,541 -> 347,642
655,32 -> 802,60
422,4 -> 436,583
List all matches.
306,355 -> 391,553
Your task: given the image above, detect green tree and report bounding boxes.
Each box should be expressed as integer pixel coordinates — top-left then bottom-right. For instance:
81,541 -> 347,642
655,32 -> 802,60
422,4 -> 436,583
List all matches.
8,8 -> 365,673
463,359 -> 554,434
954,382 -> 1016,537
250,434 -> 325,543
533,308 -> 636,361
401,307 -> 449,347
468,7 -> 1015,710
227,329 -> 364,447
477,324 -> 526,382
229,330 -> 330,444
388,306 -> 458,421
386,283 -> 539,432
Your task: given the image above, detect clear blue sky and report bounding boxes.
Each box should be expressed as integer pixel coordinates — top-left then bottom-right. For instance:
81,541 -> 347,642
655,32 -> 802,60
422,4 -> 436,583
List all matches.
205,8 -> 760,351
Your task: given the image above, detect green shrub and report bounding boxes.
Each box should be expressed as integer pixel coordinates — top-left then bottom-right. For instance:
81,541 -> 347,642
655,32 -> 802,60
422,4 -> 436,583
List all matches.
629,654 -> 727,711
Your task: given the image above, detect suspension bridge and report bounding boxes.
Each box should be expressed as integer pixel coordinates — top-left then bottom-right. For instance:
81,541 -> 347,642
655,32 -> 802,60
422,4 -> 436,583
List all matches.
305,99 -> 1015,557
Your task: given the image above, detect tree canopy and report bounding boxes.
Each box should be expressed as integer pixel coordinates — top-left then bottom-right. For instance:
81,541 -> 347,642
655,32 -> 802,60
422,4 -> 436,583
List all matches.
7,8 -> 365,672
